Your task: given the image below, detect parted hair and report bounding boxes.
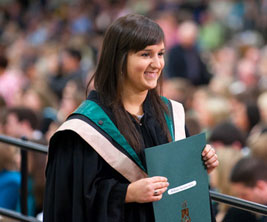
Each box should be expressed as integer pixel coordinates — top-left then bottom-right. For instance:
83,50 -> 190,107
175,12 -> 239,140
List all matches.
6,107 -> 39,130
87,14 -> 171,151
230,156 -> 267,187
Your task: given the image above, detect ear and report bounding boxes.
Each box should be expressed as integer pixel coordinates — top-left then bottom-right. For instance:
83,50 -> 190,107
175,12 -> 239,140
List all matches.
21,120 -> 32,130
232,141 -> 242,150
255,180 -> 267,191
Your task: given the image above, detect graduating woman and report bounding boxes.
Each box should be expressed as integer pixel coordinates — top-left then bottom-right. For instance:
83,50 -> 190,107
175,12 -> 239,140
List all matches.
43,14 -> 218,222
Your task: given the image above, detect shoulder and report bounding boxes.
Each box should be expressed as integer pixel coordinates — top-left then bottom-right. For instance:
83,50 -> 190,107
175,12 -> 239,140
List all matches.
169,45 -> 183,53
50,115 -> 91,145
161,96 -> 185,114
47,124 -> 96,169
169,99 -> 184,110
0,171 -> 21,187
48,113 -> 115,154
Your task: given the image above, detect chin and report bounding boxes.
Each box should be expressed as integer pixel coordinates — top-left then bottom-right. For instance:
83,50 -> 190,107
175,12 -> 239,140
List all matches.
145,84 -> 157,90
146,81 -> 158,89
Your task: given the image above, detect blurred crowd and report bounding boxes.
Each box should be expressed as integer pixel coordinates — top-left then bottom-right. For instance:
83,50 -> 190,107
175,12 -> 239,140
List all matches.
0,0 -> 267,221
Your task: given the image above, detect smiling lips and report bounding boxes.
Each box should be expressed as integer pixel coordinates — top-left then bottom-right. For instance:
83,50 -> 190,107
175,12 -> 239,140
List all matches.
144,71 -> 158,79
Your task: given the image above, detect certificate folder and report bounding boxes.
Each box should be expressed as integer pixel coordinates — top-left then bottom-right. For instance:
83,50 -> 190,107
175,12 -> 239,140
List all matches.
145,133 -> 211,222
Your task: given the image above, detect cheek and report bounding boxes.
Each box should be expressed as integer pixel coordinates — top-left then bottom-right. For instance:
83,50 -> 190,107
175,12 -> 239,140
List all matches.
239,189 -> 254,201
127,60 -> 146,74
253,188 -> 264,203
161,59 -> 165,69
136,60 -> 150,72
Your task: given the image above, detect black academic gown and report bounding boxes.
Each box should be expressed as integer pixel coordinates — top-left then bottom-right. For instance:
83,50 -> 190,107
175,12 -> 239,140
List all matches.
43,91 -> 216,222
43,91 -> 172,222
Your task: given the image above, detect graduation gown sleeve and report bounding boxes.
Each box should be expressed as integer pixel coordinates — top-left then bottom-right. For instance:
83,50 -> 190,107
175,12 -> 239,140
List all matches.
43,130 -> 129,222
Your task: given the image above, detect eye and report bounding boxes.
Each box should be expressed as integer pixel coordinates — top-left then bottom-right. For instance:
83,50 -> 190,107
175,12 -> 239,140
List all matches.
158,51 -> 165,56
141,52 -> 150,57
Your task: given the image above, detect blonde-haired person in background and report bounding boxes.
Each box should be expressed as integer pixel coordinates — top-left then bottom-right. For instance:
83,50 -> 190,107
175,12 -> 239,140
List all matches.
257,91 -> 267,125
209,148 -> 243,221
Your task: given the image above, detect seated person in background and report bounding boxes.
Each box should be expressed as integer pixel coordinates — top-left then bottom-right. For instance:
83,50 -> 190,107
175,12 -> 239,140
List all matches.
3,106 -> 45,216
247,126 -> 267,163
3,106 -> 42,141
223,157 -> 267,222
166,20 -> 212,86
209,121 -> 246,150
162,77 -> 193,109
0,95 -> 6,134
209,148 -> 243,222
230,92 -> 261,138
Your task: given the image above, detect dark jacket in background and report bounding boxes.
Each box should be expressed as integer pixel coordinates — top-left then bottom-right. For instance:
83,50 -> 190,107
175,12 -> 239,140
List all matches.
166,45 -> 212,86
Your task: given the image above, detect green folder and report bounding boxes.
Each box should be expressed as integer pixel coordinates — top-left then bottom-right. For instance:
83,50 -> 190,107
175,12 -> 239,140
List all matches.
145,133 -> 211,222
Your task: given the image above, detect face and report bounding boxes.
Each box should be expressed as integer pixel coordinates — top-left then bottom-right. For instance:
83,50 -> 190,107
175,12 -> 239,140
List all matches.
61,52 -> 78,72
231,182 -> 267,204
4,113 -> 21,137
23,89 -> 42,112
231,100 -> 248,132
123,41 -> 165,94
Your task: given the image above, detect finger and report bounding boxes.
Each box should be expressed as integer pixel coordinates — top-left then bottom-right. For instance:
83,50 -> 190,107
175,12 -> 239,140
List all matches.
205,154 -> 218,165
202,145 -> 211,155
202,144 -> 213,156
207,160 -> 219,174
153,181 -> 169,190
153,187 -> 168,197
206,159 -> 219,169
151,194 -> 163,202
150,176 -> 168,183
151,188 -> 168,202
202,147 -> 215,161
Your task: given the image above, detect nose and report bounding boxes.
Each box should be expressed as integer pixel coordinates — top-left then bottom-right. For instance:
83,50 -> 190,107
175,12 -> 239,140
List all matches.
151,56 -> 162,69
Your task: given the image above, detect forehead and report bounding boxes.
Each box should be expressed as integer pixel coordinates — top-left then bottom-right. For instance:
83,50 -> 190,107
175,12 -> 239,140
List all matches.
139,42 -> 165,51
5,113 -> 19,124
231,183 -> 254,194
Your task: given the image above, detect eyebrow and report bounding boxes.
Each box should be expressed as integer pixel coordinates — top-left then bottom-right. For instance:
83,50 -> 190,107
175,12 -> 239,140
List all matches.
141,48 -> 165,52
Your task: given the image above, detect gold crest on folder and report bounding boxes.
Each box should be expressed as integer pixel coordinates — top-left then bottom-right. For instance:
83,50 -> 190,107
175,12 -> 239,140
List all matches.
181,201 -> 191,222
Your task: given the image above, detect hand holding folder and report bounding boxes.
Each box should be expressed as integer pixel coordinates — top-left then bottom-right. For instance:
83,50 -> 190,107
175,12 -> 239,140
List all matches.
145,133 -> 212,222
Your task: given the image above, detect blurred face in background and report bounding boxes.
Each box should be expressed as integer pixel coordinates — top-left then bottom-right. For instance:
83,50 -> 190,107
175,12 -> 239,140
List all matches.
61,51 -> 80,74
230,99 -> 249,133
231,181 -> 267,205
22,89 -> 43,112
178,21 -> 198,48
4,113 -> 21,137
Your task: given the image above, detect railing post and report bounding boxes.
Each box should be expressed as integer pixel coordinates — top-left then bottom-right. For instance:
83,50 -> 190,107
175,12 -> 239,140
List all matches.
20,137 -> 28,215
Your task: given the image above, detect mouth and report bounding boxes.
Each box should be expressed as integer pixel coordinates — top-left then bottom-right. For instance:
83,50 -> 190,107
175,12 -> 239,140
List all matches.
144,71 -> 158,79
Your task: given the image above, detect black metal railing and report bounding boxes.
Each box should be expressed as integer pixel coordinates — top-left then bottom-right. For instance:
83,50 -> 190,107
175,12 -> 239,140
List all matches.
0,134 -> 48,154
0,133 -> 267,222
0,207 -> 40,222
210,190 -> 267,216
0,134 -> 47,222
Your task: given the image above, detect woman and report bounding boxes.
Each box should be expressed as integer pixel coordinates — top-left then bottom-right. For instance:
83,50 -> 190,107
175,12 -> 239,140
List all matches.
43,14 -> 218,222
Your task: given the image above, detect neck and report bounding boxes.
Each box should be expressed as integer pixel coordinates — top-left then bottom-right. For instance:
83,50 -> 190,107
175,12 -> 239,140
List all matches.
121,88 -> 148,116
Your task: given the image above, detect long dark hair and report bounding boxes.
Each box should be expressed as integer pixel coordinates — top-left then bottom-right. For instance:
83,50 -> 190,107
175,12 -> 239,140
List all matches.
88,14 -> 171,151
